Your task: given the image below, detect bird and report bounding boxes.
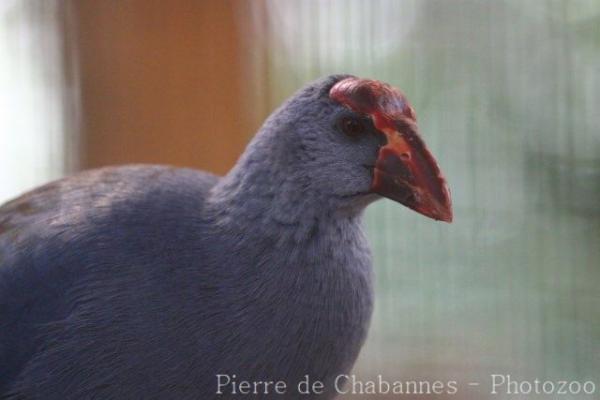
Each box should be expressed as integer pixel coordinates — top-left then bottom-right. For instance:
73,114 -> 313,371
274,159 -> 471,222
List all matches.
0,75 -> 452,399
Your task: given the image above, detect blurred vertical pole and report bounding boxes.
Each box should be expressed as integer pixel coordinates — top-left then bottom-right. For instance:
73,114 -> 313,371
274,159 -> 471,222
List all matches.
0,0 -> 79,203
69,0 -> 254,175
233,0 -> 273,130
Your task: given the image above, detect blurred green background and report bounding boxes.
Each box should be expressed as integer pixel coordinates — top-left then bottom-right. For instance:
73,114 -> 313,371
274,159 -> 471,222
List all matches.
1,1 -> 599,398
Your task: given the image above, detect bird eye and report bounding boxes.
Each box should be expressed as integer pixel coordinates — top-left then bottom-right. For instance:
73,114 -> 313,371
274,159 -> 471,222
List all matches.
338,116 -> 367,138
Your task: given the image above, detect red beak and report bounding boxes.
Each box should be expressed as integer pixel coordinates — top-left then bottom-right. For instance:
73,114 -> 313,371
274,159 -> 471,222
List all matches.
330,76 -> 452,222
371,115 -> 452,222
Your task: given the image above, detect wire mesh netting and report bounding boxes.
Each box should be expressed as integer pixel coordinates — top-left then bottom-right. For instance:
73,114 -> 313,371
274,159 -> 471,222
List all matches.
242,0 -> 600,397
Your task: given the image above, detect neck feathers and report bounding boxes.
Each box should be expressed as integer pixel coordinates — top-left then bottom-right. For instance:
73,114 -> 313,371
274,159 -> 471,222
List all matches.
208,154 -> 362,245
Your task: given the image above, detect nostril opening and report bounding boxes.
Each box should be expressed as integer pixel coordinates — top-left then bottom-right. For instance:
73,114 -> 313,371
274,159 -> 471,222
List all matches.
400,152 -> 411,160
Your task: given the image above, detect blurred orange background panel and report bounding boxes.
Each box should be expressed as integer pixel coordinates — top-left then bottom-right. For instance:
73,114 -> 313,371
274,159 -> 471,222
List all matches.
73,0 -> 254,175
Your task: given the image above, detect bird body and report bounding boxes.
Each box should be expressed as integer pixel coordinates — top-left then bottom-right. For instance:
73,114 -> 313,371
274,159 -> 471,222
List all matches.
0,75 -> 451,399
1,165 -> 372,399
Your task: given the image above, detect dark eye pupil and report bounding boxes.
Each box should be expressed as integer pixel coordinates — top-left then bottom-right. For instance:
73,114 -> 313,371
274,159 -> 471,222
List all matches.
341,117 -> 363,137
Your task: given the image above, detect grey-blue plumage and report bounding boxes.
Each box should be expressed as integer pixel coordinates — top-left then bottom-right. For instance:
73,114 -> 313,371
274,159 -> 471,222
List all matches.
0,74 -> 452,399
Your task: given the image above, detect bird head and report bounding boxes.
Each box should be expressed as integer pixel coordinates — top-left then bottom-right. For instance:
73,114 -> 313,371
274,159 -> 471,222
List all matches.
329,76 -> 453,222
237,75 -> 452,222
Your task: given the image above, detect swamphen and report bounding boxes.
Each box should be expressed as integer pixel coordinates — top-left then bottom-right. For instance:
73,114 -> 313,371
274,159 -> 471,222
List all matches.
0,75 -> 451,399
